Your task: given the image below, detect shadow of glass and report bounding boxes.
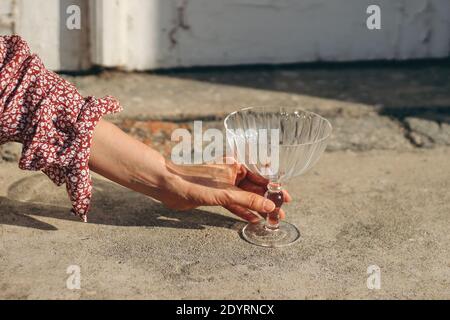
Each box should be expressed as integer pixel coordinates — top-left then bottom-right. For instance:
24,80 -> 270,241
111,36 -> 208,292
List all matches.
3,174 -> 242,231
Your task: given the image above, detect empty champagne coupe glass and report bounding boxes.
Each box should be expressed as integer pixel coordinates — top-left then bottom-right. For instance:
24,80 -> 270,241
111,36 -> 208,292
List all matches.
224,106 -> 332,247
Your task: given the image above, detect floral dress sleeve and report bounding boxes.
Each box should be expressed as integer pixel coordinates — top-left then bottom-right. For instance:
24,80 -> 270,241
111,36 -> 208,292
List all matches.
0,35 -> 122,222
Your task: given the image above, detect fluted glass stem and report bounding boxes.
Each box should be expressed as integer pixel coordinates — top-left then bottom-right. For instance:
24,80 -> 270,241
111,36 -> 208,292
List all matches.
264,182 -> 283,231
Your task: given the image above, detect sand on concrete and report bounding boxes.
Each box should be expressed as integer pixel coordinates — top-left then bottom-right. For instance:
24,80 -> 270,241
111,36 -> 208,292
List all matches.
1,148 -> 449,299
1,63 -> 449,299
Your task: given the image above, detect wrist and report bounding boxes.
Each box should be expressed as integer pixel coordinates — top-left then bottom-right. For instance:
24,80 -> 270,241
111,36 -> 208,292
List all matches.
127,148 -> 179,197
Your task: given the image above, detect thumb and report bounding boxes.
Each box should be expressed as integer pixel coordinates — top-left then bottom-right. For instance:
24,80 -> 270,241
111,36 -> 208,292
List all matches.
217,187 -> 276,213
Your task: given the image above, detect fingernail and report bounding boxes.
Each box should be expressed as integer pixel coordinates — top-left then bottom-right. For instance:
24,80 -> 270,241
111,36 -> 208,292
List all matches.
263,200 -> 275,213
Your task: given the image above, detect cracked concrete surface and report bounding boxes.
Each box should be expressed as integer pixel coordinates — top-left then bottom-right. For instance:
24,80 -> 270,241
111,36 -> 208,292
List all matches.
1,62 -> 450,299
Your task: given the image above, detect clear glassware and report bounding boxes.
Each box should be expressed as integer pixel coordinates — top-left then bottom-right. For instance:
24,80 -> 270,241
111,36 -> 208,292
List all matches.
224,106 -> 332,247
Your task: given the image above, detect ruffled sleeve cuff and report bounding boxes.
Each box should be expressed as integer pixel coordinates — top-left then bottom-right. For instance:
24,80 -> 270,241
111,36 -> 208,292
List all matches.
0,35 -> 123,222
44,96 -> 122,222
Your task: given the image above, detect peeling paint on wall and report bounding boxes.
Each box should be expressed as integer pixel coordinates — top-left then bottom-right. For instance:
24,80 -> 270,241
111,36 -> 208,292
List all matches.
169,0 -> 191,49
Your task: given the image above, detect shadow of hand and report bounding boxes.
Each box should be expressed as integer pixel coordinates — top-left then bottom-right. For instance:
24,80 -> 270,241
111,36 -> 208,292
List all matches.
1,174 -> 241,231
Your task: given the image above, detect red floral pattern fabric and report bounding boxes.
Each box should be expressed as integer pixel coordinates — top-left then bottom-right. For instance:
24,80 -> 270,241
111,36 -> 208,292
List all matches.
0,35 -> 122,222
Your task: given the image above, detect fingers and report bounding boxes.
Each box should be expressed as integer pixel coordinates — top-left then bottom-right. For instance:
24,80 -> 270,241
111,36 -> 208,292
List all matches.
225,205 -> 286,223
237,179 -> 266,196
238,179 -> 293,203
246,170 -> 269,186
235,163 -> 247,185
229,163 -> 294,204
224,204 -> 261,223
258,208 -> 286,220
212,183 -> 290,223
217,187 -> 276,213
279,208 -> 287,220
282,190 -> 293,202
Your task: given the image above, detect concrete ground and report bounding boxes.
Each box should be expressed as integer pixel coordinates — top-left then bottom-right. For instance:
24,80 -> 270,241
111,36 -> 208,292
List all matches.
1,61 -> 449,299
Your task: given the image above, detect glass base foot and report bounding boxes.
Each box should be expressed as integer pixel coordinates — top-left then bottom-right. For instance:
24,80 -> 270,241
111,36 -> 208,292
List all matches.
241,220 -> 301,248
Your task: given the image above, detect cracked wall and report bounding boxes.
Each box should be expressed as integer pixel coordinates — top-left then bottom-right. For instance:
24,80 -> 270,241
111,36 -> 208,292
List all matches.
108,0 -> 450,69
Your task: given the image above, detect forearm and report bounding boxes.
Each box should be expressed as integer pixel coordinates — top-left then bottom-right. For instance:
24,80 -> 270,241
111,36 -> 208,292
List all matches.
89,119 -> 277,220
89,119 -> 177,201
0,35 -> 276,222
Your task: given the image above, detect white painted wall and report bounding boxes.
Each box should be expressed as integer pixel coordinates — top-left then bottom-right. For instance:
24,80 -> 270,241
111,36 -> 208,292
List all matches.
126,0 -> 450,69
1,0 -> 450,71
2,0 -> 89,70
0,0 -> 15,36
15,0 -> 61,70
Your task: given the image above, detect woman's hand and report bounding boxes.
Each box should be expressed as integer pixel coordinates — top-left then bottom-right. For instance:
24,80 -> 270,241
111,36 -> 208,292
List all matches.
90,120 -> 291,223
161,160 -> 292,223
